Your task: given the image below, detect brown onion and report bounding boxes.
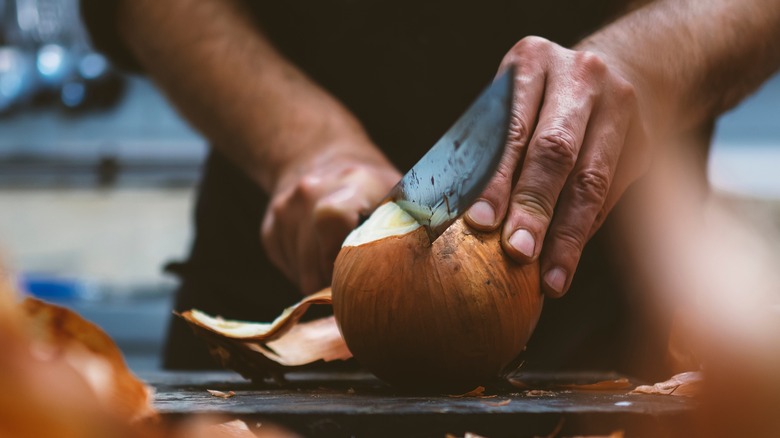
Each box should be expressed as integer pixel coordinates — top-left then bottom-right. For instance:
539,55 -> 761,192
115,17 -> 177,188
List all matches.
332,202 -> 543,391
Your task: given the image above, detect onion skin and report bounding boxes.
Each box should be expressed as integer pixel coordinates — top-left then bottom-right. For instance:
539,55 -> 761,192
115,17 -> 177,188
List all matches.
332,218 -> 543,392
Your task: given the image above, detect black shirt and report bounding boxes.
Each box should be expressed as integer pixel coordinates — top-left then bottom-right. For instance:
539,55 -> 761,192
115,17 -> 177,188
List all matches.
82,0 -> 627,171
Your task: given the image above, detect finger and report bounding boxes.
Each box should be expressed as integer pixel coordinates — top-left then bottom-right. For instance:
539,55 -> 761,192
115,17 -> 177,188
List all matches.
267,177 -> 324,292
313,179 -> 385,284
502,69 -> 597,263
587,99 -> 648,239
539,106 -> 628,297
260,203 -> 297,284
297,221 -> 326,295
291,176 -> 333,294
314,204 -> 357,286
465,57 -> 545,231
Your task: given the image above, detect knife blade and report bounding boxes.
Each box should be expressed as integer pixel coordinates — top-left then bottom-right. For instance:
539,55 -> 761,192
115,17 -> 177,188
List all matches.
385,67 -> 515,242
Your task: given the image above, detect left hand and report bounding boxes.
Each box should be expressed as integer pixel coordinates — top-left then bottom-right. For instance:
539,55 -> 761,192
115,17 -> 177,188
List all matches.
261,149 -> 400,295
465,36 -> 651,298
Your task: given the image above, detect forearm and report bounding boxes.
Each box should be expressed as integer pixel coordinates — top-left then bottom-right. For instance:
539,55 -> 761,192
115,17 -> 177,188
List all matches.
117,0 -> 387,193
578,0 -> 780,139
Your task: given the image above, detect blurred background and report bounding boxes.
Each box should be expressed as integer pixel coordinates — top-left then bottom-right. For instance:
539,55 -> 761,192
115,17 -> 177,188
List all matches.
0,0 -> 778,372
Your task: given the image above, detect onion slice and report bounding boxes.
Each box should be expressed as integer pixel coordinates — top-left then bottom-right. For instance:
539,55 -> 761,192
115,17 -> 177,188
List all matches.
181,287 -> 333,341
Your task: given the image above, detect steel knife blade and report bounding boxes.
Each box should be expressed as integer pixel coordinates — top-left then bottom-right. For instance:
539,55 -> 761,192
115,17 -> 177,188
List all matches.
385,67 -> 515,242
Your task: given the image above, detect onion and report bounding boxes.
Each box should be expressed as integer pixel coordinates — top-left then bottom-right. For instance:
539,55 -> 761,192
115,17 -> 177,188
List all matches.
332,202 -> 543,391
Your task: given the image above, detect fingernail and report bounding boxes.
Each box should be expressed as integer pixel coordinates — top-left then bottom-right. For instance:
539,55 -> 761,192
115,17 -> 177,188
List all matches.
467,201 -> 496,227
508,229 -> 535,259
544,267 -> 568,296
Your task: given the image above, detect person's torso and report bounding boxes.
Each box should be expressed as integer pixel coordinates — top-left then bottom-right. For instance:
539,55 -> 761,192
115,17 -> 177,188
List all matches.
249,0 -> 627,169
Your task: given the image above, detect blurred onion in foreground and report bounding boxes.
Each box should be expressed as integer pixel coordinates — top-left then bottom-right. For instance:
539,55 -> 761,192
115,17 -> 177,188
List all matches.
0,263 -> 298,438
623,146 -> 780,437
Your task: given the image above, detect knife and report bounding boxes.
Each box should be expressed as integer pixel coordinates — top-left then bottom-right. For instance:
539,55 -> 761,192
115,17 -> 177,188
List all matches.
384,67 -> 515,242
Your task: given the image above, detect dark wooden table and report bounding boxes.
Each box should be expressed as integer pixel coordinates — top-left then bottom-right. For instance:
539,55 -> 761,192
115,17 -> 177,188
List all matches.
141,370 -> 695,438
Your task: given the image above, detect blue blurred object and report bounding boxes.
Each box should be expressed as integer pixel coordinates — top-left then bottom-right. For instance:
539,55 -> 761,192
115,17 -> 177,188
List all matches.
0,0 -> 126,114
36,43 -> 70,85
19,272 -> 97,303
77,52 -> 107,80
0,46 -> 34,111
60,79 -> 84,107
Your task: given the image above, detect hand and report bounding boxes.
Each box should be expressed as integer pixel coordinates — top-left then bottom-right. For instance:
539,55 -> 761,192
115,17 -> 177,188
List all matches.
261,149 -> 400,295
465,36 -> 650,298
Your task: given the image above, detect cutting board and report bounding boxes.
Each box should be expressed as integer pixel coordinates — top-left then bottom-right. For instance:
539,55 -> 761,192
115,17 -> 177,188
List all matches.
142,370 -> 695,437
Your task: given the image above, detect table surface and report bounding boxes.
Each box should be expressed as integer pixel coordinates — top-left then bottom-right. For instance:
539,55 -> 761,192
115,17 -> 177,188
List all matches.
141,369 -> 695,438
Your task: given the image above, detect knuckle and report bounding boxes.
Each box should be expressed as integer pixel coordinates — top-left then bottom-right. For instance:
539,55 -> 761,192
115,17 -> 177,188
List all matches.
534,128 -> 579,170
576,50 -> 607,76
573,168 -> 611,204
511,190 -> 555,221
509,36 -> 551,59
493,160 -> 515,185
513,72 -> 537,90
507,110 -> 530,148
269,197 -> 287,217
339,163 -> 363,178
514,56 -> 546,80
553,225 -> 587,253
295,175 -> 322,199
614,78 -> 637,103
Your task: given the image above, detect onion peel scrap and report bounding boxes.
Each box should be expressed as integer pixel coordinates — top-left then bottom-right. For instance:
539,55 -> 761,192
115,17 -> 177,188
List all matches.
207,389 -> 236,399
630,371 -> 702,397
559,378 -> 632,391
182,288 -> 333,341
179,288 -> 352,382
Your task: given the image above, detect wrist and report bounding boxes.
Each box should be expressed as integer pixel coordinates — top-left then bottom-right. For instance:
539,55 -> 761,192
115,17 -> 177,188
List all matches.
269,130 -> 395,197
245,86 -> 386,194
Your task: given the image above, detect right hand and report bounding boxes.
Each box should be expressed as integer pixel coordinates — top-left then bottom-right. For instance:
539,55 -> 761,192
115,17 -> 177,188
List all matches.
261,149 -> 400,295
465,36 -> 651,298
